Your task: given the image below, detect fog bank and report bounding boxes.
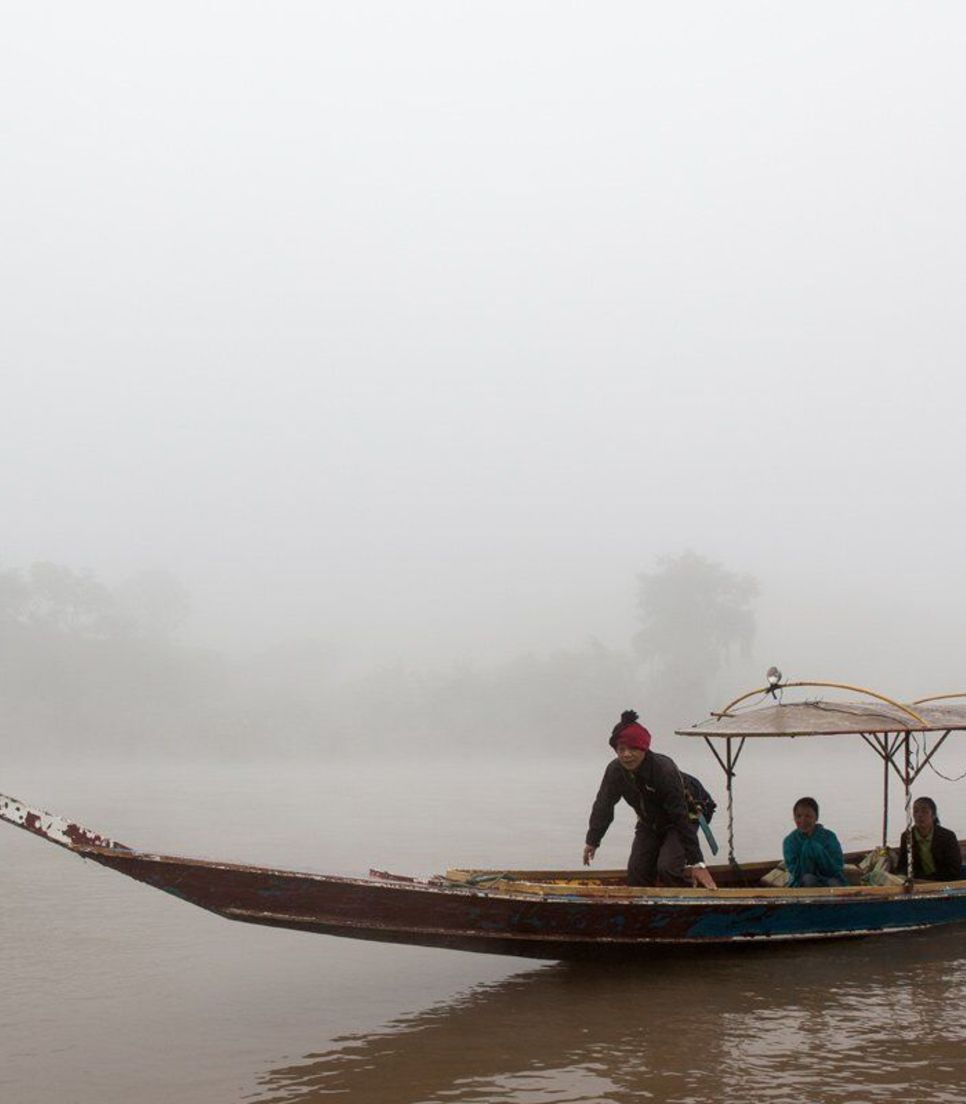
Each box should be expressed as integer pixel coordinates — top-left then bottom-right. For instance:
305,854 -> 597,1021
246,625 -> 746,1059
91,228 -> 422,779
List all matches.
3,4 -> 965,758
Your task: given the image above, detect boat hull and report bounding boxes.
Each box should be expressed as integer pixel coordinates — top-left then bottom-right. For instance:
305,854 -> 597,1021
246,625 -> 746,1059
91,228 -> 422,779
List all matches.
82,846 -> 966,960
5,791 -> 966,960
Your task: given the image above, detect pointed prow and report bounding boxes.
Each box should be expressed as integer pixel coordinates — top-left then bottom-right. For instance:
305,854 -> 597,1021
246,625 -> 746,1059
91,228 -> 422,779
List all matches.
0,792 -> 130,853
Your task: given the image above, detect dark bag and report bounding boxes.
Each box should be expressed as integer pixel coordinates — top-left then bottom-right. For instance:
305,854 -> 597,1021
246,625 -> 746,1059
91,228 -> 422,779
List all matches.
681,772 -> 716,824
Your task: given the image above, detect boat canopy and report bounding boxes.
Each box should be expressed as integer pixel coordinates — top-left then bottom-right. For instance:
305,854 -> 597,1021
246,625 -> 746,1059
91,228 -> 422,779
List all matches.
673,678 -> 966,869
676,700 -> 966,739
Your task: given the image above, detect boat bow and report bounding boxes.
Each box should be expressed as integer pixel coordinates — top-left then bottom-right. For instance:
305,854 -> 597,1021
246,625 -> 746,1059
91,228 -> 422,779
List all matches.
0,792 -> 129,853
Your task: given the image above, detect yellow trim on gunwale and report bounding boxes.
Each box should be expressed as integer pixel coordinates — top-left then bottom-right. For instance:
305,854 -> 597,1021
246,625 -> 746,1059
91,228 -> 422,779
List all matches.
442,869 -> 961,899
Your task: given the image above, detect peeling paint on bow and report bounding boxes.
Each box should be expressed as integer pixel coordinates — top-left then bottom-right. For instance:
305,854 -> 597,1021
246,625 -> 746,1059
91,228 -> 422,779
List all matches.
0,793 -> 127,851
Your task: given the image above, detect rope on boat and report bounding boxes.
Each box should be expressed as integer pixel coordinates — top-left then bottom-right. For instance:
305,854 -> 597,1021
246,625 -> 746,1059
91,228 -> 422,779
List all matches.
903,736 -> 914,890
919,733 -> 966,782
727,776 -> 736,867
903,784 -> 913,888
924,760 -> 966,782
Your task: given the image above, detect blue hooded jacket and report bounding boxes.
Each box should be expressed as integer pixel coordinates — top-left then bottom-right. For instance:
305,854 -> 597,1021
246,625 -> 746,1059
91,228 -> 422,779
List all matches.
782,824 -> 845,887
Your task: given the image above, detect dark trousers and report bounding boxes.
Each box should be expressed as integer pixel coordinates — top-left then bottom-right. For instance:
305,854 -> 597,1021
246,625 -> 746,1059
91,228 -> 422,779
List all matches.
800,873 -> 847,888
628,825 -> 690,887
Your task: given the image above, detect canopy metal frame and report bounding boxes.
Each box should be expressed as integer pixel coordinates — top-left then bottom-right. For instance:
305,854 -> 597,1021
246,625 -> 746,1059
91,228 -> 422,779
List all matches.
701,735 -> 746,866
682,680 -> 966,887
860,729 -> 952,847
700,726 -> 928,884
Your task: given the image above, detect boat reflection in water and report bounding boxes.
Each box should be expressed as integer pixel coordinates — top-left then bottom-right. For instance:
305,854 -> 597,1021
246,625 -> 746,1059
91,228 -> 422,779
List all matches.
252,930 -> 966,1104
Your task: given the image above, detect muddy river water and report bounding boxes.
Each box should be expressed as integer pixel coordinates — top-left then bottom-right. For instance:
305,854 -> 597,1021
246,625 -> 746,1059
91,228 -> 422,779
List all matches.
4,750 -> 966,1103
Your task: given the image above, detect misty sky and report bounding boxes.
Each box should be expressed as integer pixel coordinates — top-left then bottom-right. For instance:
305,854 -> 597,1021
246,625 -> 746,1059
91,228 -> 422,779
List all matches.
3,3 -> 965,689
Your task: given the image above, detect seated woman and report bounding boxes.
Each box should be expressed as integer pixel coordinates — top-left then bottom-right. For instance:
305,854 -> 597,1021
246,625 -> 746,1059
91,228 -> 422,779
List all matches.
783,797 -> 847,888
895,796 -> 963,881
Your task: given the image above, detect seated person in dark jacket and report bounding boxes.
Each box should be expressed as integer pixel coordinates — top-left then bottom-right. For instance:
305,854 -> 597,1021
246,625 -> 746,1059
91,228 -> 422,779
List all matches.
582,710 -> 716,890
896,796 -> 963,881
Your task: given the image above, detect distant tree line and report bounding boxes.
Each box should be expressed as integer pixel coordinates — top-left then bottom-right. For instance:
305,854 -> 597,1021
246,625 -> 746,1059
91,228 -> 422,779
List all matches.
0,563 -> 221,754
0,554 -> 757,760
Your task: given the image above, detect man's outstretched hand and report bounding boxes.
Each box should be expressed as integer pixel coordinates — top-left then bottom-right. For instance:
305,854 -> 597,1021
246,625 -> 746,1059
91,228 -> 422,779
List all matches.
689,865 -> 717,890
582,844 -> 597,866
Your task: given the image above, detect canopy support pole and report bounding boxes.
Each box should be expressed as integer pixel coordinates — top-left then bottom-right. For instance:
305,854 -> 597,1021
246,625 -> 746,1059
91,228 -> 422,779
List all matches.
702,735 -> 728,775
903,732 -> 914,891
880,734 -> 889,847
724,736 -> 745,866
702,735 -> 744,867
726,737 -> 735,866
860,731 -> 914,847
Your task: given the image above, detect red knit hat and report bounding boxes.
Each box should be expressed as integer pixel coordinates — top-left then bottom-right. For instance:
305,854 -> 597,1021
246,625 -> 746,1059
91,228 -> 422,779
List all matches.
609,709 -> 652,752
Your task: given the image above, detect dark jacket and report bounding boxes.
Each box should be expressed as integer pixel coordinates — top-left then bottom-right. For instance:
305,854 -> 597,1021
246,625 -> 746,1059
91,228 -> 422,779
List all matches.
586,752 -> 703,866
896,824 -> 963,881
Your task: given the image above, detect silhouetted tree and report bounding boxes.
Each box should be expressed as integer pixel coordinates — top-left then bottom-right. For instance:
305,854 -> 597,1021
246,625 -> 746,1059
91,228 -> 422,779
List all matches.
114,569 -> 190,639
0,561 -> 210,755
633,552 -> 758,728
0,562 -> 116,636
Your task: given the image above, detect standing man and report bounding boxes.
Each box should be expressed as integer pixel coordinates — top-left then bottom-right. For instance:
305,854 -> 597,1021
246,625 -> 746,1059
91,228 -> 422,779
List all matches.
583,710 -> 717,890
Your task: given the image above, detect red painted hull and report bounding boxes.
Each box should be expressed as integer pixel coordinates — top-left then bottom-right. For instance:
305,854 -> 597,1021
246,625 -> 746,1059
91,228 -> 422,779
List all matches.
84,845 -> 966,959
6,791 -> 966,960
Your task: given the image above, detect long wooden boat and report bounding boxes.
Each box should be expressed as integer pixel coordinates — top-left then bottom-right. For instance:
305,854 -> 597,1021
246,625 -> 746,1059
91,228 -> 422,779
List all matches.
4,680 -> 966,959
3,802 -> 966,960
